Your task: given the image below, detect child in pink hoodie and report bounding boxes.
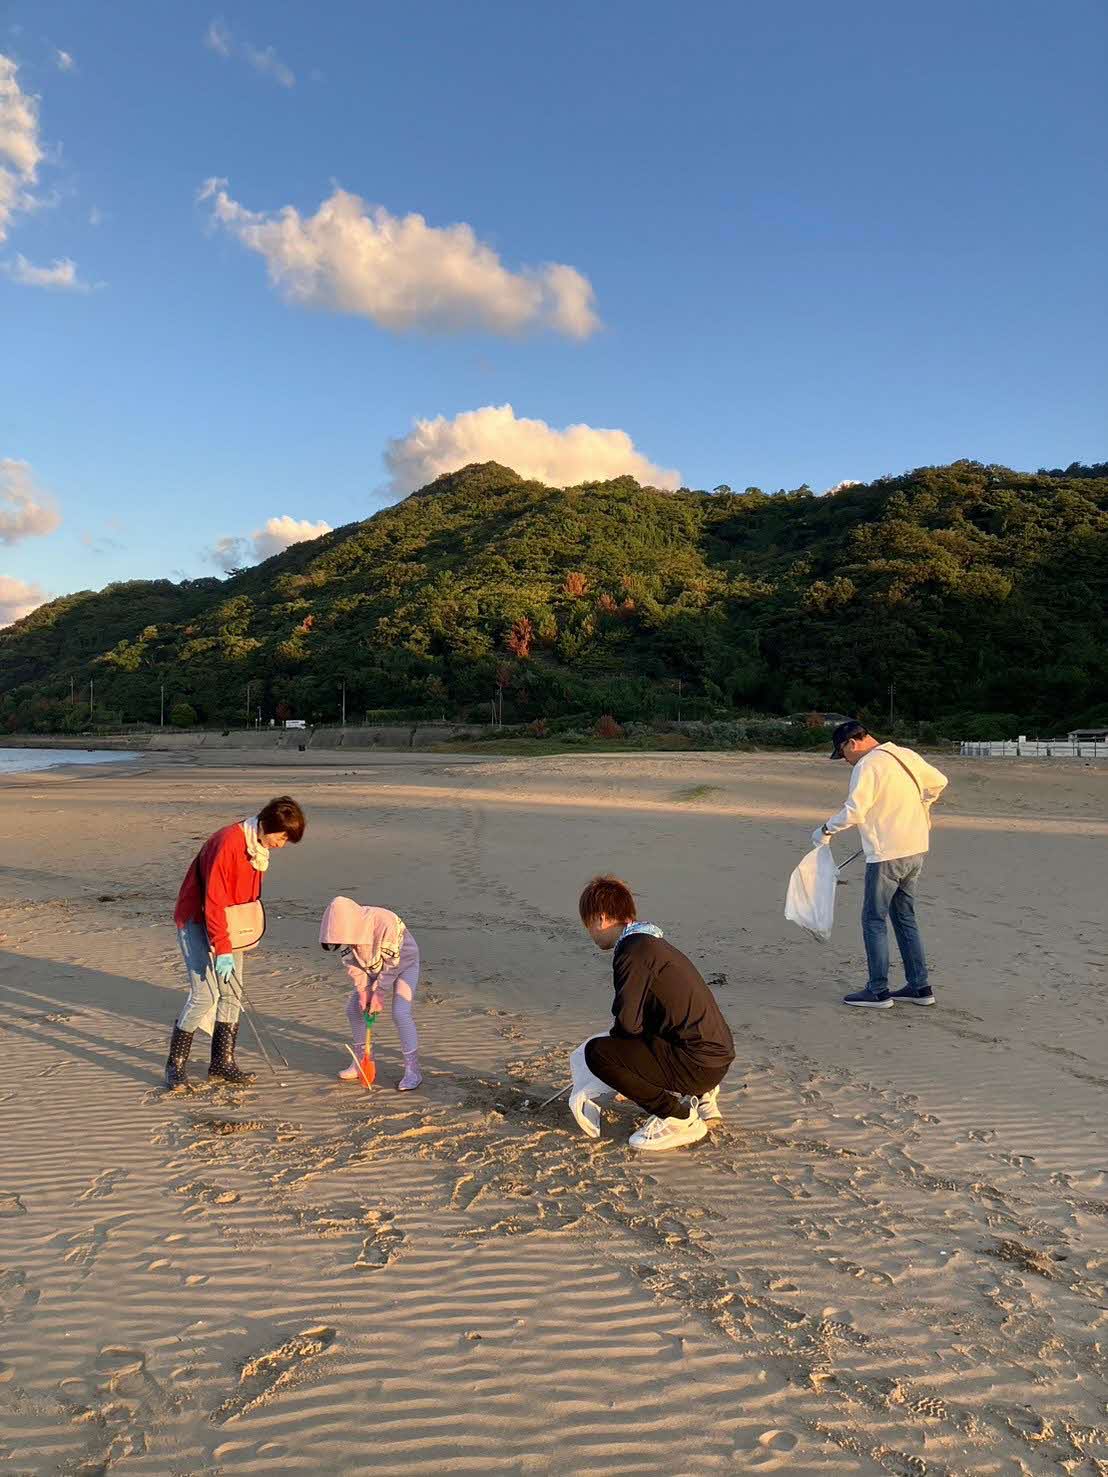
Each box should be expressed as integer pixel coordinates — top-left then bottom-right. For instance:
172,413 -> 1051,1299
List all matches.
319,896 -> 422,1090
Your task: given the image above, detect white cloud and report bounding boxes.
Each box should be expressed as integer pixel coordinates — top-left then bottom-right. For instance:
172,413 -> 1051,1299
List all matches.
826,479 -> 862,494
54,49 -> 75,72
253,514 -> 331,559
3,253 -> 92,290
207,514 -> 332,572
200,181 -> 600,339
243,44 -> 295,88
204,18 -> 233,58
88,205 -> 103,226
0,459 -> 62,544
385,404 -> 681,495
204,19 -> 295,86
0,573 -> 47,626
0,54 -> 43,242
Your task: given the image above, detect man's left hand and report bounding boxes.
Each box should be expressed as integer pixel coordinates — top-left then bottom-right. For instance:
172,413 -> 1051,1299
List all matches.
811,826 -> 831,847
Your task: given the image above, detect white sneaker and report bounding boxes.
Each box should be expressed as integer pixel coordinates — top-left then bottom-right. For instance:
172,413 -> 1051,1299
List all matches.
698,1087 -> 722,1126
628,1109 -> 707,1152
338,1061 -> 362,1082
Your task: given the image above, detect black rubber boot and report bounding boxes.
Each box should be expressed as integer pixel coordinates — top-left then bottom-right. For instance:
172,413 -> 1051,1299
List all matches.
208,1020 -> 256,1085
164,1023 -> 194,1089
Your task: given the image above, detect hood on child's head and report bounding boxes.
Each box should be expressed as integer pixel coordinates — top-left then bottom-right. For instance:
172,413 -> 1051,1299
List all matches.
319,896 -> 407,973
319,896 -> 369,948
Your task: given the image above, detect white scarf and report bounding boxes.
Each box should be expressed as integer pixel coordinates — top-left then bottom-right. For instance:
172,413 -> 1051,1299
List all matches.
241,816 -> 270,873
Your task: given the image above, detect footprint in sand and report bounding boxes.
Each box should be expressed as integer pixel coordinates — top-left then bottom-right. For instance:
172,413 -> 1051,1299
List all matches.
174,1180 -> 240,1212
0,1266 -> 40,1324
62,1214 -> 132,1277
60,1343 -> 177,1473
78,1168 -> 129,1201
0,1192 -> 26,1217
356,1211 -> 405,1269
735,1427 -> 800,1467
213,1324 -> 336,1424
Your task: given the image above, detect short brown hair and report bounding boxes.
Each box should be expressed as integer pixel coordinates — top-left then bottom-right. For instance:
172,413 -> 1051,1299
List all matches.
578,875 -> 636,926
258,794 -> 305,842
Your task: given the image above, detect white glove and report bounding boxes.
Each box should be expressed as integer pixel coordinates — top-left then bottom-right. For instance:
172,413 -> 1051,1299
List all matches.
811,826 -> 831,847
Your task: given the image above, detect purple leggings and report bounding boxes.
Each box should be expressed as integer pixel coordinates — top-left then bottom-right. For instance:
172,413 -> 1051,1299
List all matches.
346,934 -> 420,1055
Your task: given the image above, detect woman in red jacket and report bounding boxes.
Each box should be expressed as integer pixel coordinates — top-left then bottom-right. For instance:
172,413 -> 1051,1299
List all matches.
165,795 -> 305,1088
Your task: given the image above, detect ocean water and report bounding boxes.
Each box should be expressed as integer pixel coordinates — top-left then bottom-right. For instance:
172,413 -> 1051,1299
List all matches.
0,747 -> 137,775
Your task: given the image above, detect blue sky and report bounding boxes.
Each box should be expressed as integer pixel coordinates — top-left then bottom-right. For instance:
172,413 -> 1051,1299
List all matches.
2,0 -> 1105,618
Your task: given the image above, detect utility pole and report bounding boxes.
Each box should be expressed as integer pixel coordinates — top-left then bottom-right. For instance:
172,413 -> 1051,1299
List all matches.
89,678 -> 94,720
341,680 -> 346,727
160,683 -> 165,728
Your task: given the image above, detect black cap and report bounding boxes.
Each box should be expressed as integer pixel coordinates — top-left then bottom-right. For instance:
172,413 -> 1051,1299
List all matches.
830,719 -> 868,759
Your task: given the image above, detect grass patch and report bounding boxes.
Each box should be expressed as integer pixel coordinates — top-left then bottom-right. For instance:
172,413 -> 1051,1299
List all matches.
670,783 -> 723,802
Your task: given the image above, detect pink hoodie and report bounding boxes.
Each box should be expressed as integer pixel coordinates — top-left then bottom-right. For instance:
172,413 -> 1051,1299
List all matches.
319,896 -> 407,977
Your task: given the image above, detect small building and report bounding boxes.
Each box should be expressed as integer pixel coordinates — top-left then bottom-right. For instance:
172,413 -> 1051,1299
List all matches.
1068,728 -> 1108,742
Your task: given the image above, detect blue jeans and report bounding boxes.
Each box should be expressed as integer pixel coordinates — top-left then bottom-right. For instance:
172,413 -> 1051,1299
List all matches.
176,922 -> 244,1031
862,855 -> 928,994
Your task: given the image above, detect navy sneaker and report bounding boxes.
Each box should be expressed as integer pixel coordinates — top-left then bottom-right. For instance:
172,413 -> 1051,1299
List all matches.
843,988 -> 893,1008
889,986 -> 936,1006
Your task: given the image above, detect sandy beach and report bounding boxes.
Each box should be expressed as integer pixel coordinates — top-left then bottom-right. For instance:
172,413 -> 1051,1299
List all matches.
0,748 -> 1106,1476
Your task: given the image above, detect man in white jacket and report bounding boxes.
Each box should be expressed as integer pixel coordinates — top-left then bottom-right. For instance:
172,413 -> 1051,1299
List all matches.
815,720 -> 948,1009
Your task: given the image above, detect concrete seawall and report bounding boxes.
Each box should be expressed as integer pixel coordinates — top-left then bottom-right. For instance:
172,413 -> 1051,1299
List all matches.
0,725 -> 484,754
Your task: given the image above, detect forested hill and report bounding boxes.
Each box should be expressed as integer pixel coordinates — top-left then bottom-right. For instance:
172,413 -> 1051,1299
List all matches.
3,459 -> 1106,736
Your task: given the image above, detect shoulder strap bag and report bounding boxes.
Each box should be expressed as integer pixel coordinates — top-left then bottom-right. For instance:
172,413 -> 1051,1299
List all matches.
192,852 -> 267,952
878,746 -> 933,829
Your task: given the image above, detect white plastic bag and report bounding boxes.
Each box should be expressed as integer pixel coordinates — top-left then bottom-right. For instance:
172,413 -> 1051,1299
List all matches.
784,844 -> 839,940
568,1035 -> 617,1138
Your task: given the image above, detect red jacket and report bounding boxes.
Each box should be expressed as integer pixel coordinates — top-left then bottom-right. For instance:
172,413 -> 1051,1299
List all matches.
174,823 -> 262,955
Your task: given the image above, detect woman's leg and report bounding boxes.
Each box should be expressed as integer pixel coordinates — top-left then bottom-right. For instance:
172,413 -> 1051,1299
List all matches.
207,950 -> 254,1084
214,950 -> 245,1024
176,924 -> 219,1032
165,924 -> 212,1086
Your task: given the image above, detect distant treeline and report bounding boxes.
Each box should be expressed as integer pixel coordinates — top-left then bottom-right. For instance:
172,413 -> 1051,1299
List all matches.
2,458 -> 1106,740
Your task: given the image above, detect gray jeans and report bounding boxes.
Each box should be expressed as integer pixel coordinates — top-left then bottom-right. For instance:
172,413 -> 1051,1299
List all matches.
176,921 -> 244,1031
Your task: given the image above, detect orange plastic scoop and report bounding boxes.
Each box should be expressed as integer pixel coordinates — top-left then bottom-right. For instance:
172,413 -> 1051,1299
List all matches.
344,1043 -> 375,1088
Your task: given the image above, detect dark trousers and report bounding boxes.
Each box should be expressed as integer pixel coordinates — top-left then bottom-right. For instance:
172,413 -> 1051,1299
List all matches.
585,1035 -> 730,1119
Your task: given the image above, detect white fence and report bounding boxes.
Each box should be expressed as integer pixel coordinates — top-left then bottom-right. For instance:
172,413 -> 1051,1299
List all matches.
960,739 -> 1108,759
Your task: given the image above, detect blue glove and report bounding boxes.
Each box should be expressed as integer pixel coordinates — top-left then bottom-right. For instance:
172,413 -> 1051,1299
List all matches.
214,953 -> 236,982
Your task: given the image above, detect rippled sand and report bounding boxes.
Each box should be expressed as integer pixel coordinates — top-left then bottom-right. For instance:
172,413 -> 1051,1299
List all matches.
1,749 -> 1105,1474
